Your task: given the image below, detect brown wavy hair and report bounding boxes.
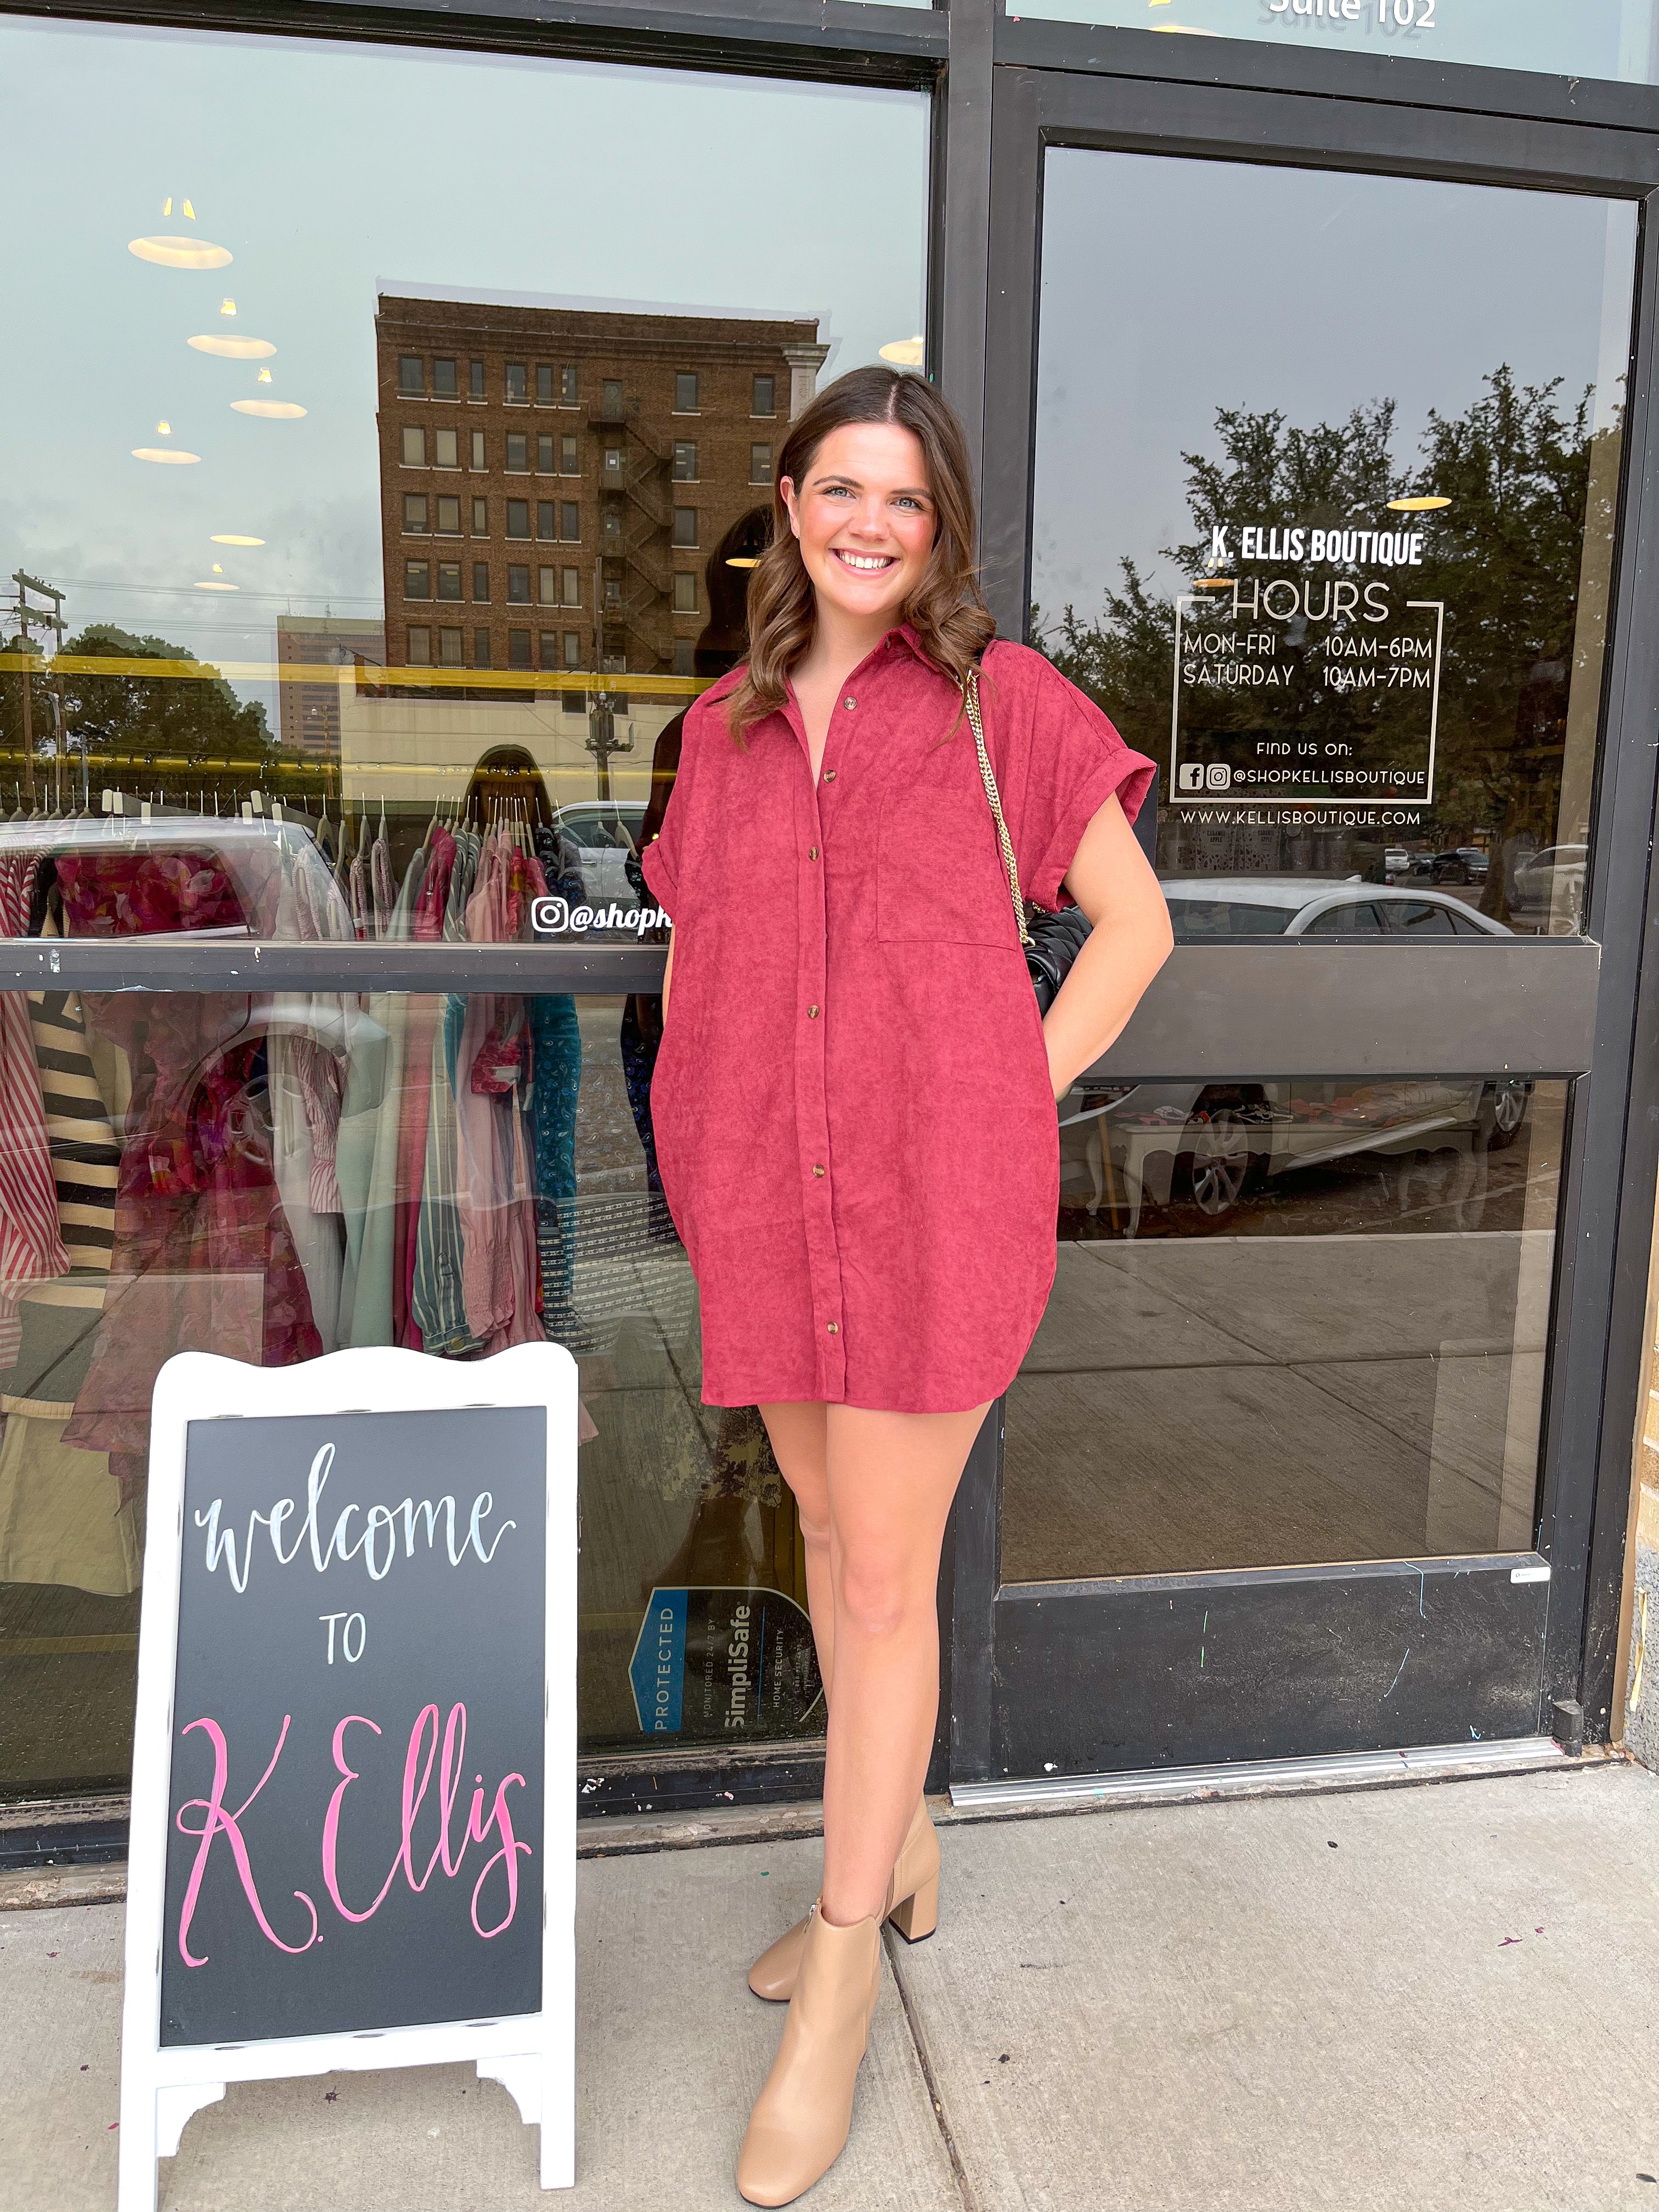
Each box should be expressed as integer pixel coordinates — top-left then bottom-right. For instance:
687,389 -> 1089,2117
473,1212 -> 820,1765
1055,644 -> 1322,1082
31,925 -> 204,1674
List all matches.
724,365 -> 996,742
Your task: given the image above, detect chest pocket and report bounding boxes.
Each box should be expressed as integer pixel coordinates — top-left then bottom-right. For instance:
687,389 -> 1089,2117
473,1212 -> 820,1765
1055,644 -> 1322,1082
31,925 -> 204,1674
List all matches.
875,785 -> 1022,949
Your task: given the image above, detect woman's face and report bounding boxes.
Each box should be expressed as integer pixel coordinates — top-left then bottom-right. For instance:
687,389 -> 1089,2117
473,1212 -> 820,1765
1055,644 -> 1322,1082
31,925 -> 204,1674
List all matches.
780,421 -> 936,631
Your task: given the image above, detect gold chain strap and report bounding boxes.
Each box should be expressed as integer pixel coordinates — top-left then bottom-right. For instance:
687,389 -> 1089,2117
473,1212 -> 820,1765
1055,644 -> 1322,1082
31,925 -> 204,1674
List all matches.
964,665 -> 1032,948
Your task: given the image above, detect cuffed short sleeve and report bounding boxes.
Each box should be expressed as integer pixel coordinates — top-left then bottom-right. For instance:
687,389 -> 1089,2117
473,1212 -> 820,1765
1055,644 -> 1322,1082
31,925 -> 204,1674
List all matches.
1013,659 -> 1156,913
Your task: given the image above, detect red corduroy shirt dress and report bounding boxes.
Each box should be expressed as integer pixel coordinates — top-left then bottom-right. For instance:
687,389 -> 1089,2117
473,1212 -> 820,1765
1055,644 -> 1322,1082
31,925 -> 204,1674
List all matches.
640,628 -> 1156,1414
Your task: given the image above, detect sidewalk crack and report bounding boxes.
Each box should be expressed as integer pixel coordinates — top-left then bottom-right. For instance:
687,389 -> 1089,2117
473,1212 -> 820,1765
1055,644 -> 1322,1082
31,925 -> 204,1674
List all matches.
884,1926 -> 981,2212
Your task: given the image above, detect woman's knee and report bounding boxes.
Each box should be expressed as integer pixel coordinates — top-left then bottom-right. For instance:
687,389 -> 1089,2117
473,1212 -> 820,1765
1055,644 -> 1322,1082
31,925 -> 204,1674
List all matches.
834,1548 -> 930,1642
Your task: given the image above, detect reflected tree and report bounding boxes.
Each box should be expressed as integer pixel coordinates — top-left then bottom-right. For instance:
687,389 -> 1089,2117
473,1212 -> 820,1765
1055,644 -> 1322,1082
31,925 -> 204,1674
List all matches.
0,623 -> 274,809
1040,367 -> 1617,902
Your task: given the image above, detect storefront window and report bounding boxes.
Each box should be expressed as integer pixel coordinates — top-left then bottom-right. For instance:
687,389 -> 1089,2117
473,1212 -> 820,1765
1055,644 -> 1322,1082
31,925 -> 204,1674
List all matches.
1033,151 -> 1635,925
0,18 -> 927,1801
1025,0 -> 1659,82
1004,1073 -> 1565,1581
0,978 -> 822,1797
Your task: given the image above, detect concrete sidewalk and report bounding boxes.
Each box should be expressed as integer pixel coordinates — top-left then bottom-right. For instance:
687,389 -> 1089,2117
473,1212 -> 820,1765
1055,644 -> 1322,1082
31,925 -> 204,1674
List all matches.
3,1761 -> 1656,2212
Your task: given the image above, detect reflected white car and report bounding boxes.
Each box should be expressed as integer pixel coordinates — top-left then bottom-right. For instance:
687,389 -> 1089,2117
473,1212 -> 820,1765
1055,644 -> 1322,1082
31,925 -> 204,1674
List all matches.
1059,876 -> 1526,1230
550,802 -> 647,911
1508,844 -> 1587,933
1161,875 -> 1511,940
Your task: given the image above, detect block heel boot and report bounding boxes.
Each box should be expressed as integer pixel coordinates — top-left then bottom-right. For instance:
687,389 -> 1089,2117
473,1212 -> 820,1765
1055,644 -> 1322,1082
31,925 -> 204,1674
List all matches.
736,1906 -> 883,2208
748,1796 -> 939,2001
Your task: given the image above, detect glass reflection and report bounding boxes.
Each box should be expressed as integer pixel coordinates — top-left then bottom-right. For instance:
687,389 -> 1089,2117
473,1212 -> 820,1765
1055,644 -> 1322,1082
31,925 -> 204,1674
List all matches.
0,979 -> 822,1793
0,22 -> 928,927
1033,152 -> 1634,924
1003,1074 -> 1564,1582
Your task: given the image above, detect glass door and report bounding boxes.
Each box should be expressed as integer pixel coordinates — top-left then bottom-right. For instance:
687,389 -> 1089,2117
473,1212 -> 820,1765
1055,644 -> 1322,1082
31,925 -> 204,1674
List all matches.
953,69 -> 1657,1784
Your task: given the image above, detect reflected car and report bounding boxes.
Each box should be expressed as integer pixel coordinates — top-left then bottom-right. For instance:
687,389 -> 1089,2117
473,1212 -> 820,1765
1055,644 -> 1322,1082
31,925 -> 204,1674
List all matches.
1161,877 -> 1510,940
1430,846 -> 1490,885
550,801 -> 647,910
0,811 -> 352,942
1061,877 -> 1526,1228
1508,843 -> 1587,933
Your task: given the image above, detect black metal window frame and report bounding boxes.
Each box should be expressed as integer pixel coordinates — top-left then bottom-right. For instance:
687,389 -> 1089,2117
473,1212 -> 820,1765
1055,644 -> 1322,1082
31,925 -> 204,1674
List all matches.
2,0 -> 1659,1813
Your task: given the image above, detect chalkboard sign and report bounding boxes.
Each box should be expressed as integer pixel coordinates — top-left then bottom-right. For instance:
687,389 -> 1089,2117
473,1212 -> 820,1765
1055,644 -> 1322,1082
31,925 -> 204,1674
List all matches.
119,1344 -> 576,2211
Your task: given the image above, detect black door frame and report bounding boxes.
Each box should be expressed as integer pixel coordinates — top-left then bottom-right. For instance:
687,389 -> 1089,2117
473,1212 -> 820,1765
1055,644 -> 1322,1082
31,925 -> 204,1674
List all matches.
944,46 -> 1659,1788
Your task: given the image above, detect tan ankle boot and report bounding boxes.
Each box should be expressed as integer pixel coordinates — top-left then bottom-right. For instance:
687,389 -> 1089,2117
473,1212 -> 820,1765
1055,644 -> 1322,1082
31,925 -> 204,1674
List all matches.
736,1906 -> 882,2208
748,1797 -> 939,2001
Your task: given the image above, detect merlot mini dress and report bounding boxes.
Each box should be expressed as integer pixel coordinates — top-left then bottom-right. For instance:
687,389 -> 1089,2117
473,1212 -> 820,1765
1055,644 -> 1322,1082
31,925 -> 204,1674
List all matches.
639,628 -> 1155,1414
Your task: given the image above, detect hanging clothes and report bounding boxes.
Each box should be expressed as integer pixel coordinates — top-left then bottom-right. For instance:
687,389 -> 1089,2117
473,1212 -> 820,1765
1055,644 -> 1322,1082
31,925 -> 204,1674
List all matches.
0,825 -> 70,1361
411,828 -> 482,1356
267,833 -> 348,1353
530,822 -> 587,1330
62,995 -> 323,1500
392,824 -> 456,1348
25,980 -> 119,1282
453,824 -> 540,1352
52,853 -> 322,1500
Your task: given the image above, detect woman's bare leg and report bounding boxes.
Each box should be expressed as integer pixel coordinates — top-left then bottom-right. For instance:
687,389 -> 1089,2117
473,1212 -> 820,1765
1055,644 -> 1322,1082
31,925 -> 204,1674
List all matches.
757,1402 -> 835,1709
818,1402 -> 990,1926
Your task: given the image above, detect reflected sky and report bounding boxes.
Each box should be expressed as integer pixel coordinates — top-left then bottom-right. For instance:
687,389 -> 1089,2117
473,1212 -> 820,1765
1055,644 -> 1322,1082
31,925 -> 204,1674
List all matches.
1033,151 -> 1635,624
0,22 -> 928,719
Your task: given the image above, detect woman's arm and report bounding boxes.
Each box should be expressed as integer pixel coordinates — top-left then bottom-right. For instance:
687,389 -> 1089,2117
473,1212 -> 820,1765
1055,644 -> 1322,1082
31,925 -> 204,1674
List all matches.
1041,793 -> 1172,1101
661,931 -> 675,1023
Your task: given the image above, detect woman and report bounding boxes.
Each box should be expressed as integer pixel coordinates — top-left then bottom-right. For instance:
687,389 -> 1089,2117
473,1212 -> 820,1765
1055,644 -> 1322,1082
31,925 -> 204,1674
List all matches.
640,365 -> 1171,2207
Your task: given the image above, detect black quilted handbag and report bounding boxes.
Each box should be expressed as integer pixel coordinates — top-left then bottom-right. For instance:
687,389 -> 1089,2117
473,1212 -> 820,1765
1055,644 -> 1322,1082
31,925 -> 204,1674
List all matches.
964,664 -> 1092,1014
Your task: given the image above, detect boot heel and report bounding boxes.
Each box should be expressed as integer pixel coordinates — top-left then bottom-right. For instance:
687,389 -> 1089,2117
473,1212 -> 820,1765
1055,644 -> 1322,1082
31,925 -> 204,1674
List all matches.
887,1871 -> 938,1944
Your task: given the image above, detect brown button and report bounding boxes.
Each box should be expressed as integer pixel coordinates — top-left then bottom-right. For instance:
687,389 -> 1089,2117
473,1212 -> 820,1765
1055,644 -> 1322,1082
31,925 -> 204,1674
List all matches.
844,697 -> 856,710
822,768 -> 837,783
812,1164 -> 826,1177
807,1003 -> 820,1019
826,1321 -> 839,1335
808,845 -> 819,860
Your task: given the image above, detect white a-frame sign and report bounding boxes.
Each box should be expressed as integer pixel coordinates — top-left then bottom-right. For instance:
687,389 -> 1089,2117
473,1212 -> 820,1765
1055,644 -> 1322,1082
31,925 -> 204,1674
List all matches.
119,1342 -> 577,2209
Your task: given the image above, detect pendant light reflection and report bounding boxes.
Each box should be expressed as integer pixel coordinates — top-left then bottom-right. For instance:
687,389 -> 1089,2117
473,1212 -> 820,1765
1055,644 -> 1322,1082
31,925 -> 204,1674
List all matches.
221,299 -> 237,318
1389,495 -> 1453,512
725,556 -> 759,569
194,579 -> 238,591
132,448 -> 200,464
128,236 -> 233,269
878,336 -> 925,368
189,334 -> 275,360
232,400 -> 307,419
211,534 -> 264,546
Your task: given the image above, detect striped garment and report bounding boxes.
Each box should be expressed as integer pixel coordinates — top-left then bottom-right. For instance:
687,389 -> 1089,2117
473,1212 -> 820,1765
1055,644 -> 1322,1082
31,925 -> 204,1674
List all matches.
0,844 -> 69,1359
25,986 -> 119,1279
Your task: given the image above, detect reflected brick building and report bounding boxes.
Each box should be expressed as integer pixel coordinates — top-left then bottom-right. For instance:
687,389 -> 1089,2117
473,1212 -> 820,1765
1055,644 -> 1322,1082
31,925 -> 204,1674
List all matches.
275,615 -> 386,753
374,289 -> 828,679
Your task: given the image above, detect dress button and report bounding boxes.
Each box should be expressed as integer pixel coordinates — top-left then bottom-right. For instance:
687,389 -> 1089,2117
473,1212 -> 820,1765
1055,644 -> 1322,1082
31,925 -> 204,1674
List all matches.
822,769 -> 837,783
808,845 -> 819,860
807,1003 -> 820,1019
826,1321 -> 839,1335
812,1164 -> 825,1177
844,697 -> 856,711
